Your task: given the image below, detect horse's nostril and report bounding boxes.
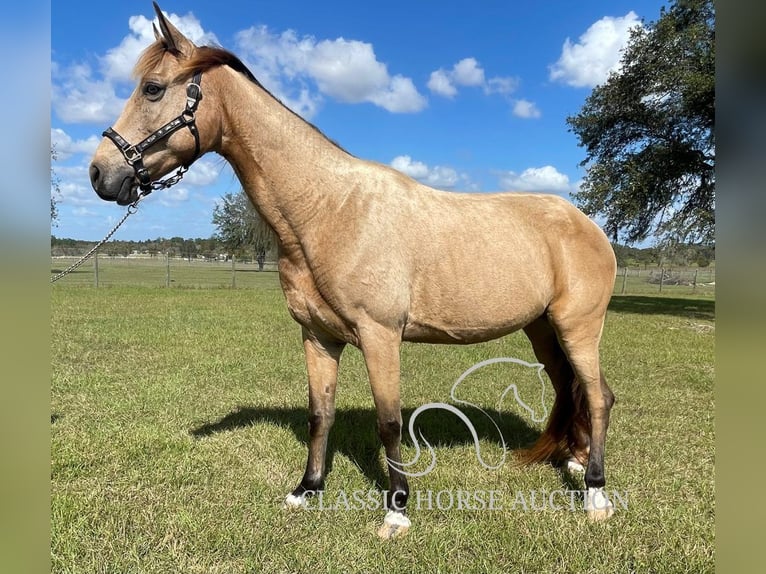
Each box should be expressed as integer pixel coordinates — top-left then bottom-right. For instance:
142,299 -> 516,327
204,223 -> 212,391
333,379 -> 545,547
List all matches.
89,163 -> 101,188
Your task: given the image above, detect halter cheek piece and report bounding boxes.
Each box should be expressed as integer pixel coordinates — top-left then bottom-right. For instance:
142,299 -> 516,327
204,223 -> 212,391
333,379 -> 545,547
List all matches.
102,72 -> 203,196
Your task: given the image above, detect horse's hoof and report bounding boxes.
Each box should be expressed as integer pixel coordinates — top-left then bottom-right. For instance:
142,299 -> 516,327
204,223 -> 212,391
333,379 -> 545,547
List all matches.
282,493 -> 307,509
584,487 -> 614,521
565,458 -> 585,473
587,506 -> 615,521
376,510 -> 411,540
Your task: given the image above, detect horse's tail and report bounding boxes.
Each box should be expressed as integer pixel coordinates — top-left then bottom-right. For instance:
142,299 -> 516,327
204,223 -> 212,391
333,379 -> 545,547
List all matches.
516,375 -> 590,466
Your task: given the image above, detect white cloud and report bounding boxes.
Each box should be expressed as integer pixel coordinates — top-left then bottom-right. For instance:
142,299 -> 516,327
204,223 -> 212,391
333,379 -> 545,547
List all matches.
484,76 -> 519,96
72,207 -> 99,218
368,76 -> 425,113
512,99 -> 541,119
99,15 -> 158,82
157,186 -> 190,206
55,165 -> 101,207
428,57 -> 518,100
426,69 -> 457,98
550,12 -> 643,88
235,26 -> 427,114
498,166 -> 575,194
52,63 -> 128,124
390,155 -> 467,189
183,157 -> 224,187
391,155 -> 429,179
51,128 -> 100,159
452,58 -> 485,87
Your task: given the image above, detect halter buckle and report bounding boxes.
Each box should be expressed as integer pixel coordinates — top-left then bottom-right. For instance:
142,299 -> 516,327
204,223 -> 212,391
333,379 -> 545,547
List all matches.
123,146 -> 142,165
186,81 -> 202,112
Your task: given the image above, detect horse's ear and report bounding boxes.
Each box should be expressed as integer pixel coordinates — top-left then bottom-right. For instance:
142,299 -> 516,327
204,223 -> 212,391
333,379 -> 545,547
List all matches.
152,2 -> 195,56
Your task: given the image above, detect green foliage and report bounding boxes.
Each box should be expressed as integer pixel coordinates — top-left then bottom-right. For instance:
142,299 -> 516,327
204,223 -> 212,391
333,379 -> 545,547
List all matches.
51,236 -> 226,260
611,242 -> 714,268
569,0 -> 714,245
212,191 -> 276,261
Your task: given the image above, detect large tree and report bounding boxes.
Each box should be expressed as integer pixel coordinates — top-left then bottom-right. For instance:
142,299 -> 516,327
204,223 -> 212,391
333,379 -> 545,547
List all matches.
568,0 -> 714,245
212,191 -> 275,268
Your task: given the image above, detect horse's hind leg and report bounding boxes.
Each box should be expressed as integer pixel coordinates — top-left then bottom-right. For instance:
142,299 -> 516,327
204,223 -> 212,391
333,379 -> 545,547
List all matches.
550,309 -> 616,521
522,316 -> 589,468
284,328 -> 345,508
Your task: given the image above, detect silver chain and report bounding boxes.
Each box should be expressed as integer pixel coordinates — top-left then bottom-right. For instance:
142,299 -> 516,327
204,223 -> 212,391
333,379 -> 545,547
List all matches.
50,196 -> 145,284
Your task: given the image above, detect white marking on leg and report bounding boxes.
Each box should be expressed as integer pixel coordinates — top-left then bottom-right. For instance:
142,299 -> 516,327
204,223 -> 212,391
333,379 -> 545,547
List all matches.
377,510 -> 411,539
566,458 -> 585,473
584,487 -> 614,521
282,493 -> 307,509
383,510 -> 411,528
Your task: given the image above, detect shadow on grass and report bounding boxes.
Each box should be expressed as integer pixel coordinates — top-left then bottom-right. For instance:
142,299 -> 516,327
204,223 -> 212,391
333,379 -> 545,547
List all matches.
191,405 -> 542,490
608,295 -> 715,320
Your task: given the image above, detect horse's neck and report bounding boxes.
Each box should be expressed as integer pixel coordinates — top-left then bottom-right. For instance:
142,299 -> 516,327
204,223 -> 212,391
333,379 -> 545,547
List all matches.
217,68 -> 354,247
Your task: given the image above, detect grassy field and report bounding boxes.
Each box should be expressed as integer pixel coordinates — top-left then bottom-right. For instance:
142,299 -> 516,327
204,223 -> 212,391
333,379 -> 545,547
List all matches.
51,274 -> 714,573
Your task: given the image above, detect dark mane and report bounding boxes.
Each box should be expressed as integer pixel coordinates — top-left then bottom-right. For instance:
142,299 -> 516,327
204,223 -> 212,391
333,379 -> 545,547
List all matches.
134,43 -> 346,153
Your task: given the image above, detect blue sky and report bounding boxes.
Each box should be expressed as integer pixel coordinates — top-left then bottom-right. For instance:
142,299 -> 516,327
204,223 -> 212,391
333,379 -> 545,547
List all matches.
51,0 -> 667,241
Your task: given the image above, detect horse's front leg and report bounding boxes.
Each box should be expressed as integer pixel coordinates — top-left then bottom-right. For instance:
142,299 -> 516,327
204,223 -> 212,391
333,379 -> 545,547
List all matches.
358,323 -> 410,539
283,328 -> 345,508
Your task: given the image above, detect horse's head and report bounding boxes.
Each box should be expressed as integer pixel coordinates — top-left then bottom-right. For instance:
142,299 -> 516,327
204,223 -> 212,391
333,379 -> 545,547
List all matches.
90,3 -> 219,205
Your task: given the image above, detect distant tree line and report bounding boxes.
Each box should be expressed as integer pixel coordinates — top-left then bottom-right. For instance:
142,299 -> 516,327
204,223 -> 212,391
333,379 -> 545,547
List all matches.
51,234 -> 713,269
611,242 -> 714,268
50,236 -> 252,261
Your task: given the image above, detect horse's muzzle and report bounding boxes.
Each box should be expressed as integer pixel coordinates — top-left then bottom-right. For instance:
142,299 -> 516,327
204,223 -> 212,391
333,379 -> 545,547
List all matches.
90,162 -> 139,206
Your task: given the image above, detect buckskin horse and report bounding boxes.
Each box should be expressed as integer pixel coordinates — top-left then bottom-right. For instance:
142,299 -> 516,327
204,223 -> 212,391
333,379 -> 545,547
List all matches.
89,3 -> 617,539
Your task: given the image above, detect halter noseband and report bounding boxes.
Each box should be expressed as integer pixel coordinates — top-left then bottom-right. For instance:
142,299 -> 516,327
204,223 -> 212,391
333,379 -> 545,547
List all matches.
102,72 -> 203,196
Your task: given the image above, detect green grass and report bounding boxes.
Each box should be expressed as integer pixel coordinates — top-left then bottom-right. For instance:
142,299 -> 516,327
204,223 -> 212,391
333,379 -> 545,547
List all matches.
51,276 -> 714,573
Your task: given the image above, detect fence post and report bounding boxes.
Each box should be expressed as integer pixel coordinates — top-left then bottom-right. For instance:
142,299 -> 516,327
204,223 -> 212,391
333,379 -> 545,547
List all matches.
93,251 -> 99,288
166,253 -> 170,287
231,256 -> 236,288
659,267 -> 665,293
621,266 -> 628,294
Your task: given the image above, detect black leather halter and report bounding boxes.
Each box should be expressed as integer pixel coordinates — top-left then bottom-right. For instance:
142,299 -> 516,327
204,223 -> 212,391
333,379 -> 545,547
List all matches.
102,72 -> 203,194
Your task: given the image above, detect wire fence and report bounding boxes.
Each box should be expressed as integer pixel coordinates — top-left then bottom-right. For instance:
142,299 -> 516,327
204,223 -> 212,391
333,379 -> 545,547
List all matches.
614,265 -> 715,297
51,255 -> 279,289
50,255 -> 715,296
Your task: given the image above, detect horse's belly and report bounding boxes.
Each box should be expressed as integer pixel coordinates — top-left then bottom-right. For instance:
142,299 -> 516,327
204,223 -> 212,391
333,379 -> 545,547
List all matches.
403,262 -> 551,344
402,303 -> 544,344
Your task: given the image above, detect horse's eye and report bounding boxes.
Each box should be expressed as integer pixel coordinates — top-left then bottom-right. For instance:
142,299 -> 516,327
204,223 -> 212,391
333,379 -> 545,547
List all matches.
143,83 -> 165,101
